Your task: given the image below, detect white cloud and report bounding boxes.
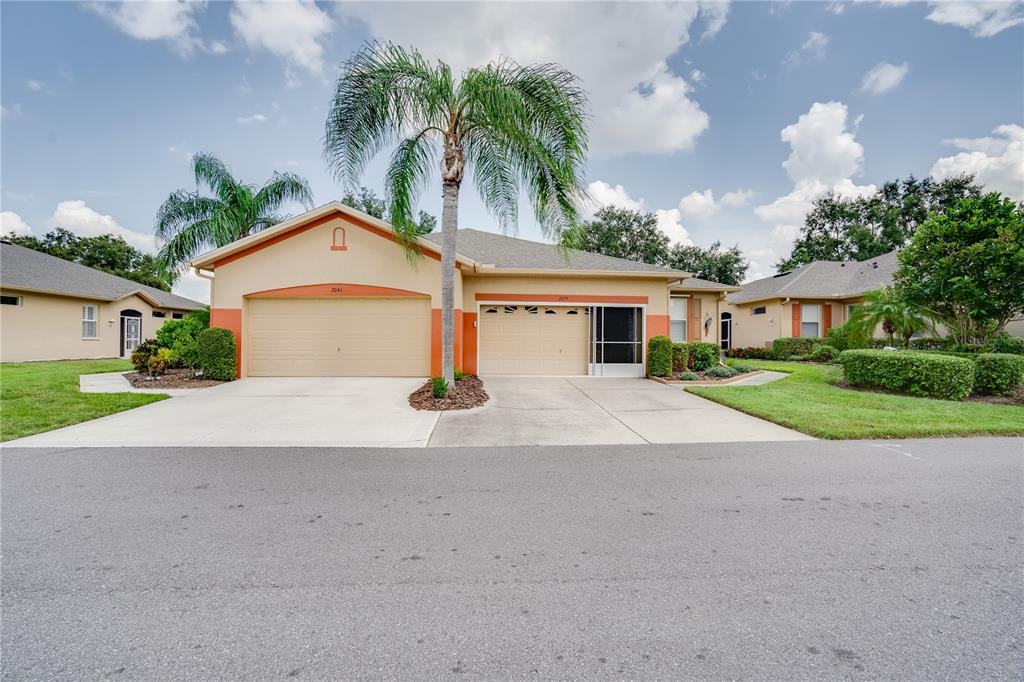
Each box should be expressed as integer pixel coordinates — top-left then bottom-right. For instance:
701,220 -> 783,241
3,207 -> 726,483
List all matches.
1,211 -> 33,236
721,189 -> 755,206
678,189 -> 719,222
827,1 -> 846,15
48,200 -> 157,252
654,208 -> 693,246
208,39 -> 228,55
698,0 -> 730,40
859,61 -> 909,94
27,80 -> 45,92
2,104 -> 24,120
585,180 -> 693,246
172,268 -> 210,304
87,0 -> 205,55
230,0 -> 333,74
337,2 -> 724,157
236,113 -> 268,124
930,124 -> 1024,199
926,1 -> 1024,37
784,31 -> 829,68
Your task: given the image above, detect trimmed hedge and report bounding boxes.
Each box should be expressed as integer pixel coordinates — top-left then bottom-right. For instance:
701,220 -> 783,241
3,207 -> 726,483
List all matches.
826,322 -> 869,352
808,344 -> 840,363
772,337 -> 824,360
840,349 -> 975,401
673,342 -> 720,370
725,346 -> 772,360
647,336 -> 673,377
197,327 -> 236,381
973,353 -> 1024,396
671,344 -> 689,373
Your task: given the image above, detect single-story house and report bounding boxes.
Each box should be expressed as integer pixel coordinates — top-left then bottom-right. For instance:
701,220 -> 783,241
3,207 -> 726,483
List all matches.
189,202 -> 738,378
0,240 -> 205,363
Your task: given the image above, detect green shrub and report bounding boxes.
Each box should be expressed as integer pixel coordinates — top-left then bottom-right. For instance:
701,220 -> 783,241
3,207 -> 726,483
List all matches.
772,337 -> 824,360
840,349 -> 975,400
678,371 -> 700,381
431,376 -> 449,398
130,339 -> 162,373
647,336 -> 673,377
147,347 -> 173,377
155,315 -> 205,369
671,343 -> 689,373
991,333 -> 1024,356
725,346 -> 772,360
728,362 -> 756,373
186,307 -> 211,328
454,369 -> 473,381
808,344 -> 840,363
826,321 -> 869,352
688,342 -> 720,371
196,328 -> 236,381
706,365 -> 737,378
973,353 -> 1024,396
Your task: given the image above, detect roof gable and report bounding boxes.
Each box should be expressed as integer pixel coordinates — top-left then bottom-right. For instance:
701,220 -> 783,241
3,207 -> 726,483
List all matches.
727,251 -> 900,304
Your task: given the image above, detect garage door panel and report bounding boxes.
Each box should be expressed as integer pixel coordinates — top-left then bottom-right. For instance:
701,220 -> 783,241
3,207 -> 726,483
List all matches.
247,298 -> 430,377
478,305 -> 587,375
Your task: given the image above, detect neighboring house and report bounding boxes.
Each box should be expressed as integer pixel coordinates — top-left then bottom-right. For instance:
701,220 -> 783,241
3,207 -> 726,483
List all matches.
0,241 -> 205,363
190,201 -> 737,378
723,252 -> 900,349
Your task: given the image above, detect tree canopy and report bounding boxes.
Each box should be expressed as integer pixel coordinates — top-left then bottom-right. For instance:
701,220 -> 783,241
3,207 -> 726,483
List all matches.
666,241 -> 748,286
341,186 -> 437,235
776,174 -> 982,272
4,227 -> 174,291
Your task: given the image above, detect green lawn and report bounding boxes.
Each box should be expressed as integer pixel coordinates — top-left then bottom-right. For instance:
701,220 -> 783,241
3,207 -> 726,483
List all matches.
688,360 -> 1024,439
0,359 -> 167,442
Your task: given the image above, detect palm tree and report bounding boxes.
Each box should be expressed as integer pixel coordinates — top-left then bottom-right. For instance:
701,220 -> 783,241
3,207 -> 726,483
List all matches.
156,153 -> 314,270
323,43 -> 589,386
848,287 -> 934,348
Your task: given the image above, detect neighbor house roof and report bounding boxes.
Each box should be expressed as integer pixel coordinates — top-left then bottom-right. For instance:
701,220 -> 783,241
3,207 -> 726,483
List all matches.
0,241 -> 205,310
421,228 -> 689,277
671,276 -> 742,293
727,251 -> 900,305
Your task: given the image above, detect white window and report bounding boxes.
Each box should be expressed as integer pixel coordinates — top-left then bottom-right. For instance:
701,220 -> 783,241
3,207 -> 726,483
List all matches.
81,304 -> 97,338
801,303 -> 820,338
1,295 -> 21,306
669,298 -> 688,343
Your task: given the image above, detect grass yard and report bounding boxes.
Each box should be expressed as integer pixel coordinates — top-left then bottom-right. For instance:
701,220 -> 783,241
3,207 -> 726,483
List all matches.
688,360 -> 1024,439
0,359 -> 167,442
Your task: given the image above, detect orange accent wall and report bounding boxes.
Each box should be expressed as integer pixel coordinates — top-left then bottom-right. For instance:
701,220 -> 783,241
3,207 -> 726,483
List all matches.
475,293 -> 648,304
245,283 -> 428,299
462,312 -> 478,374
792,303 -> 801,338
646,314 -> 669,341
210,307 -> 242,378
430,308 -> 464,377
823,303 -> 832,332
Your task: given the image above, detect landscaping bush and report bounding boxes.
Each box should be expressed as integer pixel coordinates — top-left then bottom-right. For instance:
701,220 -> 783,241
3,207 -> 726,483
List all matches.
826,321 -> 869,352
196,327 -> 236,381
647,336 -> 673,377
130,339 -> 162,374
991,333 -> 1024,356
454,368 -> 473,381
725,346 -> 772,360
678,371 -> 700,381
706,365 -> 737,378
155,315 -> 205,369
431,376 -> 449,398
671,343 -> 689,373
840,349 -> 975,401
973,353 -> 1024,396
808,344 -> 840,363
772,337 -> 824,360
728,362 -> 756,373
689,342 -> 720,371
147,347 -> 173,377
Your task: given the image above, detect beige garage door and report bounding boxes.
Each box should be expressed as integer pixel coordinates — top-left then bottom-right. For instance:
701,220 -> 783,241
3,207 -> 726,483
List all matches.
478,304 -> 588,375
247,298 -> 431,376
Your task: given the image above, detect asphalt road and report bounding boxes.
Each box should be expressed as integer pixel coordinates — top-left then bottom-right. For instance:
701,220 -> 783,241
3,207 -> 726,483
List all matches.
2,438 -> 1022,680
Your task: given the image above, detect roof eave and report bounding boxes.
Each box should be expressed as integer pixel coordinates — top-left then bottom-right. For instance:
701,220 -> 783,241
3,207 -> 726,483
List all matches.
470,267 -> 688,279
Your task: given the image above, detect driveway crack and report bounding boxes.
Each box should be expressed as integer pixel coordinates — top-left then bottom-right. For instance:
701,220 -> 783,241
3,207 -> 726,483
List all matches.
566,379 -> 651,444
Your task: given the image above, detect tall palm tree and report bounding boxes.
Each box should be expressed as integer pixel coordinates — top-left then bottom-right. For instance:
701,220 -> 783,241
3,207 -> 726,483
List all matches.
156,153 -> 314,270
323,43 -> 589,386
849,287 -> 935,348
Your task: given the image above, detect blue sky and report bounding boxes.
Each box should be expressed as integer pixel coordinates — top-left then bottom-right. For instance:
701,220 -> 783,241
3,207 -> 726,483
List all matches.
2,1 -> 1022,303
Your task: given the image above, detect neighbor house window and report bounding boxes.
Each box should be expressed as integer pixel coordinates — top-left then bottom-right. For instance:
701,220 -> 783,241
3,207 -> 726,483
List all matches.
847,303 -> 860,318
801,303 -> 821,338
1,295 -> 21,306
152,311 -> 166,318
669,297 -> 688,343
81,304 -> 97,338
751,306 -> 766,316
172,312 -> 184,319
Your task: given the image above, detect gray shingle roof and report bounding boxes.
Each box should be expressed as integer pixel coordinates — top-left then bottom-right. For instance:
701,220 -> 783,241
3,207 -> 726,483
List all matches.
421,228 -> 687,275
0,241 -> 205,310
675,276 -> 741,292
727,251 -> 900,304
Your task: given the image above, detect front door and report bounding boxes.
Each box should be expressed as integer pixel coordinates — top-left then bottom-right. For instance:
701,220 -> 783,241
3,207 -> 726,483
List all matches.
590,306 -> 645,377
123,317 -> 141,356
720,313 -> 732,350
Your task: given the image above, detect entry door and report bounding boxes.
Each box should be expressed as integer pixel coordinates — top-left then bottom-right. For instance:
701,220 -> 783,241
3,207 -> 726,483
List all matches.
123,317 -> 141,355
590,306 -> 644,377
720,313 -> 732,350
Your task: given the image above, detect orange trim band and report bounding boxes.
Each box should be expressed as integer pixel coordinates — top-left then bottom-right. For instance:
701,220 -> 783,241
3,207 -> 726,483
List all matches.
646,314 -> 669,341
475,293 -> 648,304
210,308 -> 242,378
245,283 -> 429,299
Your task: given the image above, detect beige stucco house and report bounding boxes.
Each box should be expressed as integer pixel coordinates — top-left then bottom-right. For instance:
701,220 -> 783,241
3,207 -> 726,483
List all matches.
190,202 -> 737,378
0,241 -> 204,363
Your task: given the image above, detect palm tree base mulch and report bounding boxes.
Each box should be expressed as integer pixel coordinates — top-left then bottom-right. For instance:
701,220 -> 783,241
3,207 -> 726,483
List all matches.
409,376 -> 489,411
125,369 -> 226,389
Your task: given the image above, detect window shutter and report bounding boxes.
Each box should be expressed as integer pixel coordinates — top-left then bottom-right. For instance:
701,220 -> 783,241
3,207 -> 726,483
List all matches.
791,303 -> 801,337
823,304 -> 832,332
689,297 -> 701,341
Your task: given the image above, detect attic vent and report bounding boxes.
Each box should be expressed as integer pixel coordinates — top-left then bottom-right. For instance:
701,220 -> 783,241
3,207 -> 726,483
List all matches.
872,262 -> 878,269
772,271 -> 792,278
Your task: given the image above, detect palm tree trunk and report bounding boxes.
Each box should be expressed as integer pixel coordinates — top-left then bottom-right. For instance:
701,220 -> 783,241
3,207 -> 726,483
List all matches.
440,180 -> 459,386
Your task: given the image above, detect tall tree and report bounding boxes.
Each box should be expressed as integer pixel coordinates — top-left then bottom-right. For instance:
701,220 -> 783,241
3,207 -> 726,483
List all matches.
155,153 -> 314,270
568,206 -> 669,265
324,43 -> 589,386
776,174 -> 982,272
341,185 -> 437,235
4,227 -> 174,291
666,241 -> 749,286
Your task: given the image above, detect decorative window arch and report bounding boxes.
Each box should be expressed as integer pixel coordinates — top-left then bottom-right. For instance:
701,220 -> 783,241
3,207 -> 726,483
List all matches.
331,227 -> 348,251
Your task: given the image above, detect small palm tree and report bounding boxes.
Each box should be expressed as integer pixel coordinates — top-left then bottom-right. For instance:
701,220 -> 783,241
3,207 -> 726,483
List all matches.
849,287 -> 934,347
156,153 -> 314,270
323,43 -> 589,385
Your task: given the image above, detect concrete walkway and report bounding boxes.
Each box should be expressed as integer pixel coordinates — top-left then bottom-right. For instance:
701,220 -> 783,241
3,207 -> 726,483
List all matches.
80,371 -> 196,397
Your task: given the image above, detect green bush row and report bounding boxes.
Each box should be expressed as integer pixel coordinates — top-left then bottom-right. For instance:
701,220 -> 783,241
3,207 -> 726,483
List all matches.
672,342 -> 719,370
840,349 -> 976,400
771,337 -> 824,359
974,353 -> 1024,396
724,346 -> 773,360
196,328 -> 236,381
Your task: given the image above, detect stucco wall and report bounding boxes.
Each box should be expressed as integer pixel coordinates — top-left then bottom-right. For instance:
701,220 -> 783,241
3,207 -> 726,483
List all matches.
462,274 -> 671,314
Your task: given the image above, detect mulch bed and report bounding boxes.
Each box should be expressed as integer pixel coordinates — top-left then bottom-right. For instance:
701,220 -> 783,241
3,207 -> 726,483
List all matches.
125,368 -> 226,389
409,376 -> 489,411
835,380 -> 1024,406
653,368 -> 761,385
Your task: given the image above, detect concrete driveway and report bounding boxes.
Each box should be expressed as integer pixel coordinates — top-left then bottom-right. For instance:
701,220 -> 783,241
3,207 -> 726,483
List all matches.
6,376 -> 808,448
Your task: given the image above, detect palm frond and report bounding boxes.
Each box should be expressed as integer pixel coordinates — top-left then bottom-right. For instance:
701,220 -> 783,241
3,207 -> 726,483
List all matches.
154,191 -> 220,240
386,132 -> 438,251
254,172 -> 315,215
192,153 -> 238,200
